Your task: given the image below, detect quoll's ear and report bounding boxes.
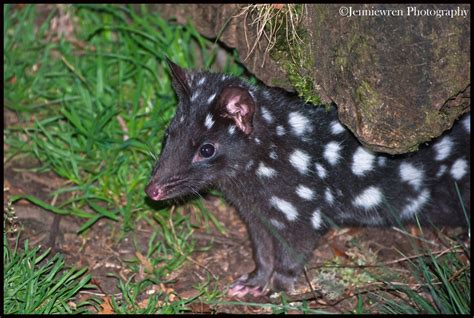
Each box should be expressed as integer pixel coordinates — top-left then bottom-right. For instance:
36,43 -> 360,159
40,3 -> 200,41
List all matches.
166,58 -> 191,98
216,86 -> 256,135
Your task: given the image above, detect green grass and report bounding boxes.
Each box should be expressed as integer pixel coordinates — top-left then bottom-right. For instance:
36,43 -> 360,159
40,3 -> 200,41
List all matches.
3,228 -> 97,314
367,234 -> 470,314
4,3 -> 250,313
300,182 -> 469,314
4,4 -> 247,233
374,186 -> 470,315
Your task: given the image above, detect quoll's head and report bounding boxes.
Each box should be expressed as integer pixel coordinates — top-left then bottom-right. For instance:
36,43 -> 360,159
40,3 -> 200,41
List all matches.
145,60 -> 257,201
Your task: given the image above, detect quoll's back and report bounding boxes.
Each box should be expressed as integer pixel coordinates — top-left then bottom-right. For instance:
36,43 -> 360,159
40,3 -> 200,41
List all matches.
146,61 -> 470,297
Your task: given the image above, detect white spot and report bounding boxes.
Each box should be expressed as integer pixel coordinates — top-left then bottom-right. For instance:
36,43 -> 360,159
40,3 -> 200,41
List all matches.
436,165 -> 447,177
204,113 -> 214,129
245,160 -> 255,171
276,125 -> 286,136
221,74 -> 228,81
197,77 -> 206,86
180,115 -> 184,123
352,147 -> 375,176
269,151 -> 278,160
462,114 -> 470,133
325,188 -> 334,205
256,162 -> 277,178
254,138 -> 261,145
190,90 -> 200,102
353,186 -> 383,210
377,156 -> 387,167
270,219 -> 285,230
315,163 -> 327,179
311,209 -> 322,229
401,189 -> 430,219
296,185 -> 315,201
261,107 -> 273,123
399,162 -> 424,191
228,125 -> 236,135
450,158 -> 468,180
323,142 -> 342,166
330,121 -> 345,135
207,93 -> 217,104
270,196 -> 298,221
434,136 -> 454,161
289,149 -> 311,174
288,112 -> 311,136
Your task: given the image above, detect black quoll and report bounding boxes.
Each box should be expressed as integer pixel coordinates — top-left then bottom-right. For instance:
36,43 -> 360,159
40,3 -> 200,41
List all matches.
146,60 -> 470,297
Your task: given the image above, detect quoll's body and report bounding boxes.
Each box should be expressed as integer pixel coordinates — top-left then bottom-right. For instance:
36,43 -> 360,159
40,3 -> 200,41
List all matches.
146,60 -> 470,297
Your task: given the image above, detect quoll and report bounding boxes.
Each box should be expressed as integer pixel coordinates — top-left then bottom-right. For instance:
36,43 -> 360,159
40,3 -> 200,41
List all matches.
146,60 -> 470,297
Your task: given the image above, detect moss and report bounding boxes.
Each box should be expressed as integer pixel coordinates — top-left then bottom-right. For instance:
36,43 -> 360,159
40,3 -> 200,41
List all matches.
334,47 -> 348,70
355,80 -> 380,121
267,5 -> 324,107
282,53 -> 322,106
423,110 -> 443,138
430,21 -> 469,98
334,30 -> 373,73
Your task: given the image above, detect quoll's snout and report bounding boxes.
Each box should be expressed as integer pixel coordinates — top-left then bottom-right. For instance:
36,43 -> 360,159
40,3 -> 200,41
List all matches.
145,181 -> 166,201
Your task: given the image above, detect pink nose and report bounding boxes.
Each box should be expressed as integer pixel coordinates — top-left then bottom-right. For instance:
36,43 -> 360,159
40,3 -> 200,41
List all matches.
145,183 -> 166,201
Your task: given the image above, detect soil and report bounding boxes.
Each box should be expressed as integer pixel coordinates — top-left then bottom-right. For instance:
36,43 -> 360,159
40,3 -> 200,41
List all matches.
4,143 -> 468,313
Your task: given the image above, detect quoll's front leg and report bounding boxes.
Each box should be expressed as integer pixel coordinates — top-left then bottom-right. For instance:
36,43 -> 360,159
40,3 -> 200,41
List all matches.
228,218 -> 274,297
270,231 -> 323,292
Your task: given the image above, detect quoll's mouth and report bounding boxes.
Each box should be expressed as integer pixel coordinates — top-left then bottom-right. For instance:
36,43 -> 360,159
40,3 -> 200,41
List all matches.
145,182 -> 168,201
145,176 -> 189,201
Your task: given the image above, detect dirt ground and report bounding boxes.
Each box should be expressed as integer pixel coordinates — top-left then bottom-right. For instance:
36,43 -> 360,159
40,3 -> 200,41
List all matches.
4,149 -> 468,313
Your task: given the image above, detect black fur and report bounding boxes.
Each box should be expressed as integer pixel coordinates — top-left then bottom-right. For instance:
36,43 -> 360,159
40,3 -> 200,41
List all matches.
146,61 -> 470,296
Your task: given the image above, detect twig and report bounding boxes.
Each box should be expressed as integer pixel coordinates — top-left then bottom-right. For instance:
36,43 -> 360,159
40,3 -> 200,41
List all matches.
79,290 -> 123,299
391,226 -> 437,245
302,266 -> 320,303
269,290 -> 324,305
448,264 -> 470,283
191,232 -> 243,247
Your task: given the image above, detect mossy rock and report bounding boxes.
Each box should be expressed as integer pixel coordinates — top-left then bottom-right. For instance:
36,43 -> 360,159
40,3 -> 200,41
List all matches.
147,4 -> 470,154
304,4 -> 470,154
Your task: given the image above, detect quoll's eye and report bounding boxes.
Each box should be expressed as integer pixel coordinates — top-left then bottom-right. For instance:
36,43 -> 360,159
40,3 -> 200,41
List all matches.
200,143 -> 215,158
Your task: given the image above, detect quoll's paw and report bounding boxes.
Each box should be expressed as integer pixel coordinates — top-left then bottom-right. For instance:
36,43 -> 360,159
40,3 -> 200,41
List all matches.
271,272 -> 297,294
227,273 -> 269,298
227,283 -> 266,298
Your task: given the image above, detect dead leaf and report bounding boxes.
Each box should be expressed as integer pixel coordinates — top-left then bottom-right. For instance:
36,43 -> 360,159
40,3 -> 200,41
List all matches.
138,297 -> 149,309
8,75 -> 16,84
189,302 -> 211,313
179,289 -> 201,299
330,244 -> 347,258
98,296 -> 114,314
